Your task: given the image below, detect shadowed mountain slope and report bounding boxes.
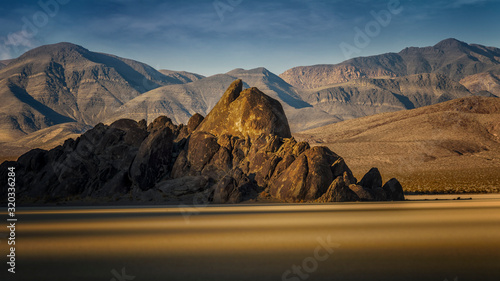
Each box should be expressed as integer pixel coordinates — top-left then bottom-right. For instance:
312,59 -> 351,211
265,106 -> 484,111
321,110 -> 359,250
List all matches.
300,73 -> 473,120
0,42 -> 188,141
106,74 -> 245,125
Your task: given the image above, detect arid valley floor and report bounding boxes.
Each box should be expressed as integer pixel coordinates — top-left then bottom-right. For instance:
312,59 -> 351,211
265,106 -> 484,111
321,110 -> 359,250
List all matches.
6,194 -> 500,281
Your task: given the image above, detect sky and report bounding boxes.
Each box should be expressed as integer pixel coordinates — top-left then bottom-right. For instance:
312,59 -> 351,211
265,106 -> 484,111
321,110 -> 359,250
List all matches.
0,0 -> 499,76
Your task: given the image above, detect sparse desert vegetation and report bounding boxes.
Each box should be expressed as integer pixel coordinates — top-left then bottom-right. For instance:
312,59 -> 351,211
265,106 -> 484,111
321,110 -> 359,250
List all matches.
295,96 -> 500,194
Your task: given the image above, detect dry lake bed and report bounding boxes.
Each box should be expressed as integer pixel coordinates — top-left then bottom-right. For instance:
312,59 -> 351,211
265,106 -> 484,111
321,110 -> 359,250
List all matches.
3,194 -> 500,281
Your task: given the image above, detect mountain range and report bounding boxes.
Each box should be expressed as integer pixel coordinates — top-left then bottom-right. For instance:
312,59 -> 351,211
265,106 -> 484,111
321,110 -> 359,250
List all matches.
1,38 -> 499,161
0,43 -> 193,141
280,38 -> 500,89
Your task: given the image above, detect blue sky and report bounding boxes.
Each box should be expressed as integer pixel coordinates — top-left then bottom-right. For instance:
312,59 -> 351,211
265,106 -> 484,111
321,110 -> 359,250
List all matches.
0,0 -> 499,76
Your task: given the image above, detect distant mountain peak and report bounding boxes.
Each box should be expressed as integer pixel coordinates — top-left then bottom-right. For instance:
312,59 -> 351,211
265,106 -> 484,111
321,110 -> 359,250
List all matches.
434,38 -> 468,49
23,42 -> 88,55
16,42 -> 90,64
227,67 -> 271,75
47,41 -> 86,49
0,42 -> 200,142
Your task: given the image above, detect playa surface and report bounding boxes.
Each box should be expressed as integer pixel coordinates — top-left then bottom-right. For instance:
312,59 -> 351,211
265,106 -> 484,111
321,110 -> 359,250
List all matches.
6,194 -> 500,281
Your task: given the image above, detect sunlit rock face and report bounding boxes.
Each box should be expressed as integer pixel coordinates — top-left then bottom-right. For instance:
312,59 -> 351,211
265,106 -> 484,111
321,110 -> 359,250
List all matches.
0,80 -> 404,204
195,79 -> 292,140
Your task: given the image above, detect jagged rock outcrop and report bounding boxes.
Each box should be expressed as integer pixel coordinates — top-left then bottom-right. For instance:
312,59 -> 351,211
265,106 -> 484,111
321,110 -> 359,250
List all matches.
0,80 -> 405,204
269,146 -> 338,201
354,168 -> 390,201
195,79 -> 292,140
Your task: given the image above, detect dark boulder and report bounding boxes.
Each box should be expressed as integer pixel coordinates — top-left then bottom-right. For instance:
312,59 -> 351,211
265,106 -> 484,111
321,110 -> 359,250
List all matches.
359,167 -> 383,189
171,150 -> 189,179
157,176 -> 211,197
109,119 -> 148,146
303,146 -> 340,199
187,113 -> 204,133
147,115 -> 176,133
349,184 -> 374,201
268,146 -> 342,202
317,176 -> 360,202
370,187 -> 388,201
187,131 -> 221,174
254,154 -> 282,187
130,127 -> 175,190
272,154 -> 296,177
269,153 -> 309,202
331,158 -> 357,185
383,178 -> 405,201
213,168 -> 255,203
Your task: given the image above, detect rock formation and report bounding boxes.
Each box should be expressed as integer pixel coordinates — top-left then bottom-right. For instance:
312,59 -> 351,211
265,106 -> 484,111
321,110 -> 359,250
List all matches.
194,79 -> 292,139
0,80 -> 404,204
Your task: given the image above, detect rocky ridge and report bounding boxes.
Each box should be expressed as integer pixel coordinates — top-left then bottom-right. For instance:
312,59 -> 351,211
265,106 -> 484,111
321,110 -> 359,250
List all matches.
459,66 -> 500,97
301,73 -> 475,120
0,80 -> 404,204
158,69 -> 205,84
280,38 -> 500,90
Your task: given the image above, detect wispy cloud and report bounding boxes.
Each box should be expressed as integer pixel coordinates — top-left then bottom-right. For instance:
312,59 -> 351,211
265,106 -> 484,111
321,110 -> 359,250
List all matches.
450,0 -> 490,8
75,0 -> 342,46
0,31 -> 40,59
